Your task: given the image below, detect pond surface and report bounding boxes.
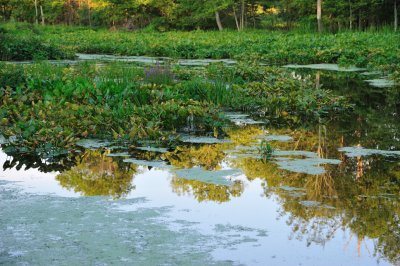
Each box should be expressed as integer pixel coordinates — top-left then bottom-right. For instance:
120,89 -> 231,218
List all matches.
1,67 -> 399,265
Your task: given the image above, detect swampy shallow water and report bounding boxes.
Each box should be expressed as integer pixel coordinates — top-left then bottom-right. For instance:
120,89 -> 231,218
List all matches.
0,65 -> 399,265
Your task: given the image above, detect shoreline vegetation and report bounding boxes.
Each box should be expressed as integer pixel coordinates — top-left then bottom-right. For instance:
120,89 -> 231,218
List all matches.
1,23 -> 399,71
0,61 -> 351,153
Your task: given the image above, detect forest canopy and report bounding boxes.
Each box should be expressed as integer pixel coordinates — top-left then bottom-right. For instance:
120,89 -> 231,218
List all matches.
0,0 -> 398,32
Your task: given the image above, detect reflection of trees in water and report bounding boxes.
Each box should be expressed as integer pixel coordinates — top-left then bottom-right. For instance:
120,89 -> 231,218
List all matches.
226,126 -> 263,146
170,177 -> 244,203
56,150 -> 138,198
232,153 -> 400,264
305,172 -> 336,200
2,148 -> 77,173
1,147 -> 138,198
2,119 -> 399,262
164,145 -> 225,170
165,144 -> 243,202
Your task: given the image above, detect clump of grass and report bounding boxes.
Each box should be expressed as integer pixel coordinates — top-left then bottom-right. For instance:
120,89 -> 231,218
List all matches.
178,78 -> 237,106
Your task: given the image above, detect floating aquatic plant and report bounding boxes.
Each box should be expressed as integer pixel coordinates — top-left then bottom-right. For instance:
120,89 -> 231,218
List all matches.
259,140 -> 274,162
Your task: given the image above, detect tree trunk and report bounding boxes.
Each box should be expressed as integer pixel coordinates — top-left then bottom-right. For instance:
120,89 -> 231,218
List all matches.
316,72 -> 321,89
241,0 -> 245,30
251,4 -> 256,28
233,6 -> 240,31
34,0 -> 38,24
317,0 -> 322,33
395,0 -> 398,32
40,5 -> 44,25
88,0 -> 92,27
215,11 -> 223,31
349,0 -> 352,30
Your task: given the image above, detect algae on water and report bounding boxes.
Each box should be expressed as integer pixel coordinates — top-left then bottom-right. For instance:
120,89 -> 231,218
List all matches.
123,158 -> 172,168
283,64 -> 366,72
274,157 -> 341,175
136,146 -> 169,153
338,146 -> 400,157
264,135 -> 293,142
173,168 -> 240,186
180,136 -> 231,144
76,139 -> 112,149
365,78 -> 395,88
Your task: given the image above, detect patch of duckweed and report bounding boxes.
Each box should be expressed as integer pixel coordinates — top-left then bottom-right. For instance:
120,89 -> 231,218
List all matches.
365,79 -> 395,88
180,136 -> 231,144
177,59 -> 236,66
77,53 -> 166,64
279,186 -> 306,192
299,201 -> 336,209
274,158 -> 341,175
264,135 -> 293,142
0,184 -> 233,266
299,200 -> 321,207
135,146 -> 169,153
273,150 -> 318,158
338,146 -> 400,157
106,152 -> 131,157
283,64 -> 366,72
76,139 -> 112,149
173,168 -> 240,186
76,53 -> 237,66
224,112 -> 264,126
0,135 -> 7,144
123,158 -> 171,169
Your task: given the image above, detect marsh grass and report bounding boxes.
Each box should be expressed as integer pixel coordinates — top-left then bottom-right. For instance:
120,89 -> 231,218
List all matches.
144,63 -> 174,85
178,78 -> 238,106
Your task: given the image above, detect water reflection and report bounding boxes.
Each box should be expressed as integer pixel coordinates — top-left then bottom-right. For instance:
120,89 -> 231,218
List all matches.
0,71 -> 399,265
1,126 -> 399,264
2,149 -> 77,173
171,178 -> 244,203
56,150 -> 138,198
164,145 -> 225,170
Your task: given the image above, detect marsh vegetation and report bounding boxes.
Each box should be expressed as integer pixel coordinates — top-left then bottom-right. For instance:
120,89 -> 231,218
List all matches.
0,2 -> 399,264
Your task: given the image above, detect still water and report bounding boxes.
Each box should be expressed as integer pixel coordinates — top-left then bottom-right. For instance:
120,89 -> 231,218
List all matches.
0,67 -> 399,265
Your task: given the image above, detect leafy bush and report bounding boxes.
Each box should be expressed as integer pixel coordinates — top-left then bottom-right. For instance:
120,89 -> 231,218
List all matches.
0,30 -> 74,61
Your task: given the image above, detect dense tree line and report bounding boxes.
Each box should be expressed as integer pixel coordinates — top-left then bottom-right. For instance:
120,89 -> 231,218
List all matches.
0,0 -> 398,31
